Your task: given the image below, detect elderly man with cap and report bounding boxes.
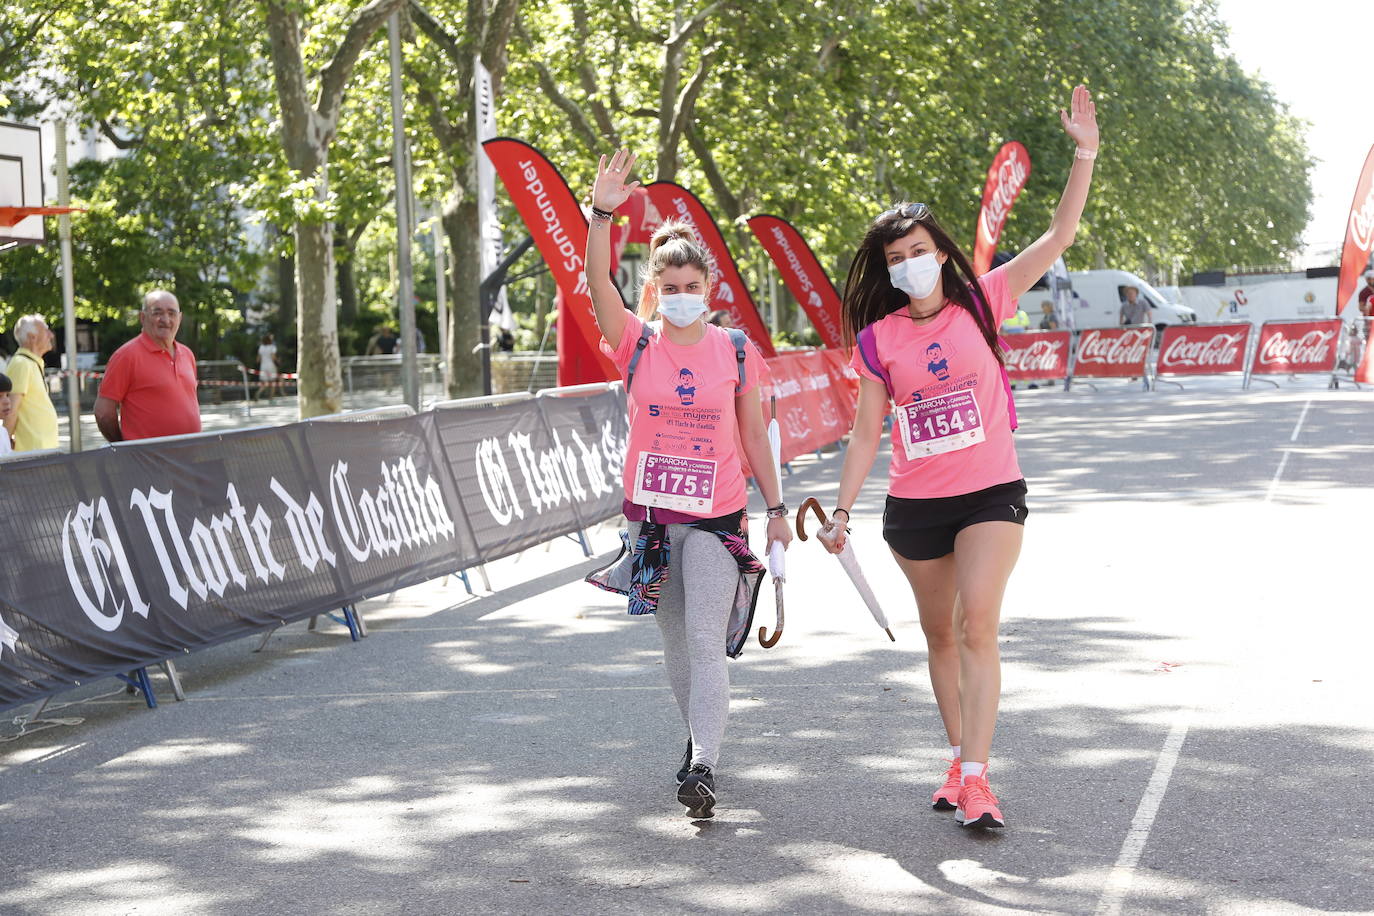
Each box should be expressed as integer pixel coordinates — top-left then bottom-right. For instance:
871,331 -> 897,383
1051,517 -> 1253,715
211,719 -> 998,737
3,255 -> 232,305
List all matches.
94,290 -> 202,443
4,314 -> 59,452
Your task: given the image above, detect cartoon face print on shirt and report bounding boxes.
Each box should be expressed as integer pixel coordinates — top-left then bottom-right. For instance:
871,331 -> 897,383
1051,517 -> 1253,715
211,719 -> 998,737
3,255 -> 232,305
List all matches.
675,368 -> 697,406
925,342 -> 950,381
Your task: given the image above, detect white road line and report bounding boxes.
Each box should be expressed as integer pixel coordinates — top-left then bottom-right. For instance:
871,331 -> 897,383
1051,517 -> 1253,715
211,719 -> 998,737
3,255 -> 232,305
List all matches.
1290,398 -> 1312,442
1095,712 -> 1192,916
1264,452 -> 1291,504
1265,398 -> 1313,502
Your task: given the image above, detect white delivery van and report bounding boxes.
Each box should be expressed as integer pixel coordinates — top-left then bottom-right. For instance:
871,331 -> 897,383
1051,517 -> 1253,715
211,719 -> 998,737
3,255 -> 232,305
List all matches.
1171,268 -> 1359,326
1017,269 -> 1197,331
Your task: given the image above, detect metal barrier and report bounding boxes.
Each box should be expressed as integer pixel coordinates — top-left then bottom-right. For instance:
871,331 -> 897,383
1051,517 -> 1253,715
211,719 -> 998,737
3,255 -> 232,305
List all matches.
0,447 -> 61,464
306,404 -> 417,423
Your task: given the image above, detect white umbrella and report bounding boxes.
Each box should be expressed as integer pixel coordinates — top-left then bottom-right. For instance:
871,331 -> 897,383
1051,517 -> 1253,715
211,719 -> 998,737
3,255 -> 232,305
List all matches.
759,411 -> 786,648
797,497 -> 894,641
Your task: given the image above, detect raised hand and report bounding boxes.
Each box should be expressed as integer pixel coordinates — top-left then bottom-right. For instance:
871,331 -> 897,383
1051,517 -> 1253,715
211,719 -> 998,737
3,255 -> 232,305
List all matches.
592,148 -> 641,212
1059,84 -> 1099,151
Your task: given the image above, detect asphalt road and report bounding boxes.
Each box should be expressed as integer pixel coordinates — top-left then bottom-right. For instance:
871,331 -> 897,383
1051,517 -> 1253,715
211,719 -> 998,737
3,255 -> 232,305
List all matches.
2,377 -> 1371,915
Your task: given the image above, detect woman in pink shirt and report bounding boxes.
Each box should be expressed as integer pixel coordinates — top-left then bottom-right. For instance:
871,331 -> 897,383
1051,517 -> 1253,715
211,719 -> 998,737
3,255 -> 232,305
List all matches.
585,149 -> 791,820
826,86 -> 1100,828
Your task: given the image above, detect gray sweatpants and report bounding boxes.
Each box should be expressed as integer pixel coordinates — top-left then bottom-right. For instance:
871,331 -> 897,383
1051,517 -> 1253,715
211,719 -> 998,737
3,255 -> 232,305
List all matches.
655,523 -> 738,770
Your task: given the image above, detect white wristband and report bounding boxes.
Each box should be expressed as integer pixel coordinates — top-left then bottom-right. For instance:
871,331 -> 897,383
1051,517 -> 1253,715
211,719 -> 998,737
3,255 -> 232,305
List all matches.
1075,147 -> 1098,160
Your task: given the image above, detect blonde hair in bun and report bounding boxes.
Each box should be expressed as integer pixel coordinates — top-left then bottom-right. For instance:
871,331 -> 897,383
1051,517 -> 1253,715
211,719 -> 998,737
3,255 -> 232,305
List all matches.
636,220 -> 713,319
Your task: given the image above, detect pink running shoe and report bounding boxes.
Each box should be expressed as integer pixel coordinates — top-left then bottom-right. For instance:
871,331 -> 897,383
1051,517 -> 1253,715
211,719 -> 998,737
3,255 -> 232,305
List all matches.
955,774 -> 1005,828
932,757 -> 961,811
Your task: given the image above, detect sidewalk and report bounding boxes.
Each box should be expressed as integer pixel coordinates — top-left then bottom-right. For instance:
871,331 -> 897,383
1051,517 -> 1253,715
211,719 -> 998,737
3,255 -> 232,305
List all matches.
3,387 -> 1372,914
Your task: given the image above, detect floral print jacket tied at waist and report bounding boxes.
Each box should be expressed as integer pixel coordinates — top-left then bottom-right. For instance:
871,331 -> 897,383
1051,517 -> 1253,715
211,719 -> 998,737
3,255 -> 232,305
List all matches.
585,509 -> 766,659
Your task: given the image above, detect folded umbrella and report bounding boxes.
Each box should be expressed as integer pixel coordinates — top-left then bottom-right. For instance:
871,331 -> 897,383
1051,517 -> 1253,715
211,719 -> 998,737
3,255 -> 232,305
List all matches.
796,497 -> 894,641
759,411 -> 785,648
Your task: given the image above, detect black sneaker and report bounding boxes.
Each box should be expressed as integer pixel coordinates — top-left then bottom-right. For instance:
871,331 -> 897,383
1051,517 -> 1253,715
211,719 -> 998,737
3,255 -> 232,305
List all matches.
677,763 -> 716,819
675,739 -> 693,786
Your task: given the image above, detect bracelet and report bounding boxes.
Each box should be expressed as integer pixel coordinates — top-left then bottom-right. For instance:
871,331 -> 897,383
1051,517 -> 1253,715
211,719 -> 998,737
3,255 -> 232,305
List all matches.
765,503 -> 787,519
1075,147 -> 1098,160
832,507 -> 851,521
590,205 -> 615,219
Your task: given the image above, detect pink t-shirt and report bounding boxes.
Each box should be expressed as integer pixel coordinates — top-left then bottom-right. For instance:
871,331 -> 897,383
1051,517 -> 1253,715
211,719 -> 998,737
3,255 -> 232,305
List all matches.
602,312 -> 768,519
850,264 -> 1021,499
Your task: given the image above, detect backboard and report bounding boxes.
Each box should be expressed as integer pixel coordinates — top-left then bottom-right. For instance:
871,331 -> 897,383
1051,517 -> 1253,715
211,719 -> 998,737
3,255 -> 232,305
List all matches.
0,121 -> 45,248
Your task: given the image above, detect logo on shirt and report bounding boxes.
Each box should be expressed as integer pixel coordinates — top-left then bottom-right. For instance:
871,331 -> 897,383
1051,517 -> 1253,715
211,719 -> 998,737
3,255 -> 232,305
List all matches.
675,368 -> 697,405
926,342 -> 950,381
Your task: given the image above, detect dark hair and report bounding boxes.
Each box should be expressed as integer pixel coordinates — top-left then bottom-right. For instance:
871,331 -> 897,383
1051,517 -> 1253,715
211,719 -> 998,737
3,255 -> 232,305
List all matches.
840,203 -> 1002,364
0,372 -> 10,393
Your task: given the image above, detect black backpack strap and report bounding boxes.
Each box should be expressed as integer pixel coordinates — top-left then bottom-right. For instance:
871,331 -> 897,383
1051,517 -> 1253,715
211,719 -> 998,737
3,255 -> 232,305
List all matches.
625,323 -> 655,392
726,328 -> 748,392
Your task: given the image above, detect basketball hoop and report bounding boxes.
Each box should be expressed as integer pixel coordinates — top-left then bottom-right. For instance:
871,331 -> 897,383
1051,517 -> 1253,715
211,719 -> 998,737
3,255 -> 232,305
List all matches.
0,205 -> 85,228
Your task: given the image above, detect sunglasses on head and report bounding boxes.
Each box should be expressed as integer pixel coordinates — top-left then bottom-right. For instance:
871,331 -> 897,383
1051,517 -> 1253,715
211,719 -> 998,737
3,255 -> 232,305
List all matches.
881,202 -> 929,221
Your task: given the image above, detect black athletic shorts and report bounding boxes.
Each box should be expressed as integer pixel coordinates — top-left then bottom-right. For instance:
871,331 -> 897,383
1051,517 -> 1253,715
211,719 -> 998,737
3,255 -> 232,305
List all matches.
883,479 -> 1028,561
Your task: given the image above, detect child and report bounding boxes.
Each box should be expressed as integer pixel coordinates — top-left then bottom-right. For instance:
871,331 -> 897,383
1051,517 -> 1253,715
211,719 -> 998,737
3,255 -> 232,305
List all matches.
0,373 -> 14,455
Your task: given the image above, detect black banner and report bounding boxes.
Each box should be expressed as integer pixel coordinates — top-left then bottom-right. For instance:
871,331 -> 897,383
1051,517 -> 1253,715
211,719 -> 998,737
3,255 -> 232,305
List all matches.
0,389 -> 628,711
435,391 -> 628,563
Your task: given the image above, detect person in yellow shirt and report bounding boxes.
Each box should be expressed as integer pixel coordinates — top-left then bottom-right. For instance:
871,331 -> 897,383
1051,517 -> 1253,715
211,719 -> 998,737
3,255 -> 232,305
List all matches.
5,314 -> 59,451
1001,306 -> 1031,334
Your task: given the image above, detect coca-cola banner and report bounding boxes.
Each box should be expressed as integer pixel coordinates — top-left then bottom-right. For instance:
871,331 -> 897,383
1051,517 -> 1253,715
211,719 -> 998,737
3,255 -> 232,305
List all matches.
0,391 -> 632,712
972,141 -> 1032,276
1072,326 -> 1155,379
1001,331 -> 1071,382
645,182 -> 776,356
747,215 -> 845,349
1248,319 -> 1341,379
1156,323 -> 1251,377
482,138 -> 618,386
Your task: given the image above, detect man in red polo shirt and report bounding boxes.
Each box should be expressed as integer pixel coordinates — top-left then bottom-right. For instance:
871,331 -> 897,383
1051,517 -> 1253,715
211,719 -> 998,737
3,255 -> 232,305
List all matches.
95,290 -> 202,442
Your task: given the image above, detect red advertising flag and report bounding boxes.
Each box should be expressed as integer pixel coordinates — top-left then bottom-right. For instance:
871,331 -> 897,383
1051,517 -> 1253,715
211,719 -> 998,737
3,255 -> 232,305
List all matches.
1155,323 -> 1251,377
482,138 -> 617,385
1251,319 -> 1341,376
972,141 -> 1032,277
747,215 -> 845,349
645,182 -> 776,356
1001,331 -> 1071,382
1072,327 -> 1155,379
1339,144 -> 1374,382
1338,143 -> 1374,317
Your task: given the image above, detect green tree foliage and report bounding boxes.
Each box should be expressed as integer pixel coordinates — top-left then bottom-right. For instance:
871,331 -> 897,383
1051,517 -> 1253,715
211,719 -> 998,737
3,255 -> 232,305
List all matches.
0,0 -> 1312,377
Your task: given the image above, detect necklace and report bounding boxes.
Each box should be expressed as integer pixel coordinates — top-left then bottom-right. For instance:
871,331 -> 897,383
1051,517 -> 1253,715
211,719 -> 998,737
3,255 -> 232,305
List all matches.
904,300 -> 949,322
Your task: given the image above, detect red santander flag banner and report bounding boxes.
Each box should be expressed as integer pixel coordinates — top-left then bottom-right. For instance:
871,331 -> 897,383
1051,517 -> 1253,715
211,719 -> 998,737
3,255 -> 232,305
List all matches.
645,182 -> 776,356
1156,323 -> 1251,377
1072,327 -> 1154,379
1001,330 -> 1071,382
747,215 -> 845,349
1251,319 -> 1341,376
482,138 -> 617,385
972,141 -> 1031,277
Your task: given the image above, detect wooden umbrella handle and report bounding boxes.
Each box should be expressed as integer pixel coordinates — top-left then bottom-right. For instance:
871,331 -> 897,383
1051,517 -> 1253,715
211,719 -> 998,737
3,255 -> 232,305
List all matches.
796,497 -> 828,541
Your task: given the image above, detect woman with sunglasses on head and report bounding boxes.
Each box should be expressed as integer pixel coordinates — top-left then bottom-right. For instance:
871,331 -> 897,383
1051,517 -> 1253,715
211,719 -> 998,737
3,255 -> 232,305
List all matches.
824,86 -> 1099,828
584,149 -> 792,819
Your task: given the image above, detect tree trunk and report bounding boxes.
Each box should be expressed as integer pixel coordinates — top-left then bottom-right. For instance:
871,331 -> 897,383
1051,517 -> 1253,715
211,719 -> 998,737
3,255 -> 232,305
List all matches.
444,190 -> 483,397
294,165 -> 344,416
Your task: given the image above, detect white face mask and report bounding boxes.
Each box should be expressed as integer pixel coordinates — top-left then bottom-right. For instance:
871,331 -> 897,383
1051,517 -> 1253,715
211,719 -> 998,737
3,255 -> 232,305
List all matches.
888,251 -> 943,300
658,292 -> 708,327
